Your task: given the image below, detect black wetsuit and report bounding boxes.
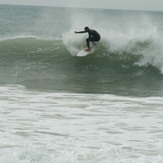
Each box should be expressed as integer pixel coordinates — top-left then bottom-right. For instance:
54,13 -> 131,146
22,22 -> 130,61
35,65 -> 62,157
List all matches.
78,29 -> 101,48
88,30 -> 101,41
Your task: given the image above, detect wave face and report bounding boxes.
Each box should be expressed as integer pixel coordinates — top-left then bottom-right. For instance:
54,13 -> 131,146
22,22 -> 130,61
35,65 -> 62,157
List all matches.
1,5 -> 163,96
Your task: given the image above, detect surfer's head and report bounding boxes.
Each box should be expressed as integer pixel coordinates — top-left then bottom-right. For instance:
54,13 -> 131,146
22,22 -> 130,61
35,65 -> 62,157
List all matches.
84,26 -> 89,32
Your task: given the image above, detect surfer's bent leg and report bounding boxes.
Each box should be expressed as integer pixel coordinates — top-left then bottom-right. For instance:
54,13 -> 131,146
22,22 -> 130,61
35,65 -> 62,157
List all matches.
86,38 -> 90,48
90,36 -> 100,42
86,36 -> 100,49
89,37 -> 100,46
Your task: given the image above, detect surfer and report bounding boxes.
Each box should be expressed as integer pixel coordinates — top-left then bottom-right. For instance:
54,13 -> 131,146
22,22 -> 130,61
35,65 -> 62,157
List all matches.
75,27 -> 101,51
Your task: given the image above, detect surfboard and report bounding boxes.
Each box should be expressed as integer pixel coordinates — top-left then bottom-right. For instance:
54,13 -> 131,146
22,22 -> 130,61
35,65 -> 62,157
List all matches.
77,47 -> 95,57
77,42 -> 96,57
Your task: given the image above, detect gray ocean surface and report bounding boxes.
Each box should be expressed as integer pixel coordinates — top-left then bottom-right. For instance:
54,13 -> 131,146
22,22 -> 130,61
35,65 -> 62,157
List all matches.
0,4 -> 163,163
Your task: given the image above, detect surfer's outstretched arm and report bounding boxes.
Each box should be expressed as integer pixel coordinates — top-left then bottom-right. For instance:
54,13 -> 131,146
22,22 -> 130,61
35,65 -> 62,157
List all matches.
75,31 -> 87,34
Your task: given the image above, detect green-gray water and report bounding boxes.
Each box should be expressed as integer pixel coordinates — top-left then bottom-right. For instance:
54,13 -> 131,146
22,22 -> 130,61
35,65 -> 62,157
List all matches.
1,4 -> 163,163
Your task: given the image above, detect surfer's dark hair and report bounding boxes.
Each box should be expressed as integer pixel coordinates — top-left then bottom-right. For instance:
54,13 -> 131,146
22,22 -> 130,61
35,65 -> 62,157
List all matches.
84,26 -> 89,30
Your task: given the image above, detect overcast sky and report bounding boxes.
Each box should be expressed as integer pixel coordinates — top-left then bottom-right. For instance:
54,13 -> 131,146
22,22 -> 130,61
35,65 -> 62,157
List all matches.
0,0 -> 163,11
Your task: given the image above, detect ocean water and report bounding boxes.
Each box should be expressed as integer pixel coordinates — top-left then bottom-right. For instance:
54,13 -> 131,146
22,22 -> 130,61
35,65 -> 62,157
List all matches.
0,4 -> 163,163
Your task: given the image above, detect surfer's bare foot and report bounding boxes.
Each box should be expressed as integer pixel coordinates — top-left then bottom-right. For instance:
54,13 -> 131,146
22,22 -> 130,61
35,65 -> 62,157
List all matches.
85,48 -> 91,52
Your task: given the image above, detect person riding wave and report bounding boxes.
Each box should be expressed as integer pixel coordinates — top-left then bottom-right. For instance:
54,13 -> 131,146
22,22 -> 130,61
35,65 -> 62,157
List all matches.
75,27 -> 101,51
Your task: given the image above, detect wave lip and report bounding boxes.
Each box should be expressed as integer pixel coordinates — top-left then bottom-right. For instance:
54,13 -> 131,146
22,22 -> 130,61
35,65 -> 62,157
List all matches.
0,36 -> 66,57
